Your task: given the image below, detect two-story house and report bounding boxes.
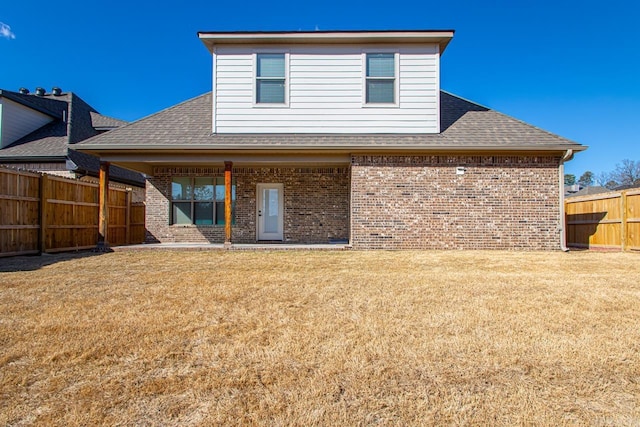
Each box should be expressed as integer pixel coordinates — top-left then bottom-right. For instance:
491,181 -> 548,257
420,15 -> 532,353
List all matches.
0,87 -> 145,189
77,30 -> 585,249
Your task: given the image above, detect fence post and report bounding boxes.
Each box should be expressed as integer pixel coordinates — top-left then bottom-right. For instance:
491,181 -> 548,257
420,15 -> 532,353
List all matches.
621,190 -> 628,251
39,174 -> 48,254
125,189 -> 131,245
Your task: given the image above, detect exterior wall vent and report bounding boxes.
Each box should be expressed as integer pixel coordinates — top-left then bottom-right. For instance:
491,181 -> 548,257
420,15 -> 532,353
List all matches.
19,87 -> 30,94
52,87 -> 62,96
35,87 -> 46,96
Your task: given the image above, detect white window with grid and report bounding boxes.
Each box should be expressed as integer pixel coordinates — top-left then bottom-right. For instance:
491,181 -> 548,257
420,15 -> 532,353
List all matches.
255,53 -> 288,105
364,52 -> 398,105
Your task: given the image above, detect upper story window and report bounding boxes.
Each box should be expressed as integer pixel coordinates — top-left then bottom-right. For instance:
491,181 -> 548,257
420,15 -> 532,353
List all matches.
365,53 -> 396,104
256,53 -> 286,104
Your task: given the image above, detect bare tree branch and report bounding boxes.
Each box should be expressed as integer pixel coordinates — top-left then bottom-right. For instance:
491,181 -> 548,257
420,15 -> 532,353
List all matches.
611,159 -> 640,187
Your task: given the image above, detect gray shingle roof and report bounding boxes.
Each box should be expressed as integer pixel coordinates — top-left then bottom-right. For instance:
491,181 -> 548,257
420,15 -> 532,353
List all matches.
0,89 -> 143,186
566,186 -> 610,198
0,90 -> 101,156
76,92 -> 215,147
90,111 -> 128,130
0,120 -> 69,157
75,91 -> 584,151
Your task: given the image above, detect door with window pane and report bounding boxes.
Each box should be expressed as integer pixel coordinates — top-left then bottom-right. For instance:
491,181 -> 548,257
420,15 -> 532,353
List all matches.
257,183 -> 283,241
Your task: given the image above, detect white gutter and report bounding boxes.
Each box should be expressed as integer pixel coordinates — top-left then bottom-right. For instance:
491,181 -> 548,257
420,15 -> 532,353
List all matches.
559,149 -> 574,252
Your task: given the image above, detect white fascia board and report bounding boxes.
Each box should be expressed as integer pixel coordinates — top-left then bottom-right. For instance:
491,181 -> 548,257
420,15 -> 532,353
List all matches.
198,31 -> 455,53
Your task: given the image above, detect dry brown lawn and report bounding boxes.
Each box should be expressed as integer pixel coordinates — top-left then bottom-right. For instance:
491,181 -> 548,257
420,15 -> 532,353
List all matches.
0,250 -> 639,426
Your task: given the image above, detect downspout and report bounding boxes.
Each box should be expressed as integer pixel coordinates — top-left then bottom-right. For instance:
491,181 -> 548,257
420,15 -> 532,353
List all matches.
559,149 -> 574,252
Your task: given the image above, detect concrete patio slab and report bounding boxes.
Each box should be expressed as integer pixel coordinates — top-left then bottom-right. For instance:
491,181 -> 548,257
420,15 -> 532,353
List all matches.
112,243 -> 351,252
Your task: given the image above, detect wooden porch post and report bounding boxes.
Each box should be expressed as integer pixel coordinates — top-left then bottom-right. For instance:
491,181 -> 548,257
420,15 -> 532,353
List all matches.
224,161 -> 233,246
94,161 -> 111,252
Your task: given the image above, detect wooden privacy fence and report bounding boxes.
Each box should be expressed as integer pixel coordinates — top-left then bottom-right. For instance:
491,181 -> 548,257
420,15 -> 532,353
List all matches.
565,189 -> 640,251
0,167 -> 145,257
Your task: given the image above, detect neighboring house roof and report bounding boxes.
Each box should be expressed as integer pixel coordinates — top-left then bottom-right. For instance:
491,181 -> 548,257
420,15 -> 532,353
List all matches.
0,89 -> 67,118
1,119 -> 69,158
613,183 -> 640,191
76,91 -> 584,152
0,89 -> 145,186
564,184 -> 582,196
567,186 -> 609,197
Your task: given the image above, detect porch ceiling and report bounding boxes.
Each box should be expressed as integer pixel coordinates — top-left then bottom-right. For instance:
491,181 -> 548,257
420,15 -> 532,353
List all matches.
95,151 -> 352,175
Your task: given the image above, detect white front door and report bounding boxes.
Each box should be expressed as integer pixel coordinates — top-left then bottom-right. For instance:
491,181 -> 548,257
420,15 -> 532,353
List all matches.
257,183 -> 284,241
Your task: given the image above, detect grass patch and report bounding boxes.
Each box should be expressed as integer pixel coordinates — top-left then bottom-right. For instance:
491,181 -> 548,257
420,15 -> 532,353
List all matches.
1,250 -> 639,425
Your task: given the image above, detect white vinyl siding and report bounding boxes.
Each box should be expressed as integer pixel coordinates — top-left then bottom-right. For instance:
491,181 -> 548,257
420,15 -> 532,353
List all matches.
0,98 -> 54,148
213,44 -> 440,134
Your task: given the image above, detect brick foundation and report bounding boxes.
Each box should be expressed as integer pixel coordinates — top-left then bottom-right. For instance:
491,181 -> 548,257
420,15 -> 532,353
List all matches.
350,155 -> 562,250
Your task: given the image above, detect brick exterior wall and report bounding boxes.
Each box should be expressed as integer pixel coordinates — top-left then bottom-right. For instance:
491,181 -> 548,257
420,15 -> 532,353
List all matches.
145,166 -> 350,244
145,156 -> 562,250
350,155 -> 562,250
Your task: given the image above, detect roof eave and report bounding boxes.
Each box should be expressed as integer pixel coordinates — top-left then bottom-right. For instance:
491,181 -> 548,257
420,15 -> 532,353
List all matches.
76,143 -> 586,153
0,155 -> 68,162
198,30 -> 455,54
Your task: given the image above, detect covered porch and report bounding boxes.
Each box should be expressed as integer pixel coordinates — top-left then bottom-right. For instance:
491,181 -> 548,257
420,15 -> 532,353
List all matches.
92,152 -> 352,249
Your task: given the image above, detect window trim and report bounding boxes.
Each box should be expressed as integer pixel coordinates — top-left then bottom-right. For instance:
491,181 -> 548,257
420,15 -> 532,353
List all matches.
169,176 -> 236,226
253,51 -> 290,107
362,50 -> 399,107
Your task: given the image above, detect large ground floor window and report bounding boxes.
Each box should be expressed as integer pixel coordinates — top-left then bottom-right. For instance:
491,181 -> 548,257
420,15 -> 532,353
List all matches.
170,177 -> 236,225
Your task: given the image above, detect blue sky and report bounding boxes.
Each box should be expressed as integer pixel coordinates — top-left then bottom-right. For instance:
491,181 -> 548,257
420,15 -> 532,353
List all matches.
1,0 -> 638,177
